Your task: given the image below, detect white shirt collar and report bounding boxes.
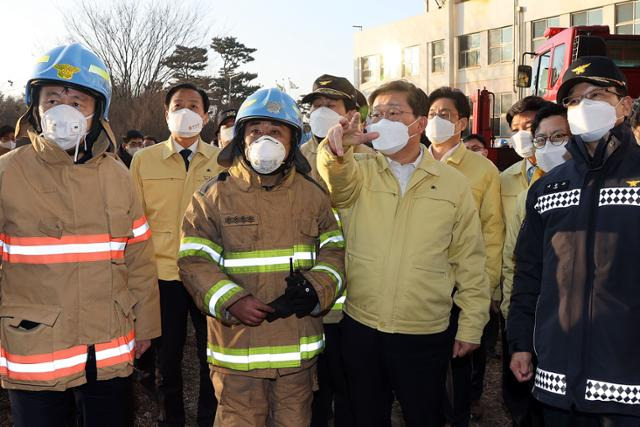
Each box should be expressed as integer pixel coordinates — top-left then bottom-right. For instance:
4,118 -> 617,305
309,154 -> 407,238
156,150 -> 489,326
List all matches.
428,142 -> 460,163
172,138 -> 199,162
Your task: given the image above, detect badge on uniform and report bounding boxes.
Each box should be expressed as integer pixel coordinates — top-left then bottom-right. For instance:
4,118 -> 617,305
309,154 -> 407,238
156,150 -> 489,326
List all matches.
544,180 -> 570,193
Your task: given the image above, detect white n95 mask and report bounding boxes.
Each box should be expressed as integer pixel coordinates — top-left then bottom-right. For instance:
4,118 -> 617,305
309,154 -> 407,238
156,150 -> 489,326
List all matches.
41,104 -> 91,151
309,107 -> 342,138
366,119 -> 410,155
425,116 -> 456,145
245,136 -> 287,174
535,141 -> 568,173
219,125 -> 235,143
167,108 -> 204,137
567,99 -> 617,142
510,130 -> 535,158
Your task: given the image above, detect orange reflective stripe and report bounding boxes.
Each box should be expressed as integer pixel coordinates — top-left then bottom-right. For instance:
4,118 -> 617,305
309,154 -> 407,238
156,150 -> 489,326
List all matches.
2,345 -> 86,364
95,330 -> 136,368
4,251 -> 125,264
128,216 -> 151,244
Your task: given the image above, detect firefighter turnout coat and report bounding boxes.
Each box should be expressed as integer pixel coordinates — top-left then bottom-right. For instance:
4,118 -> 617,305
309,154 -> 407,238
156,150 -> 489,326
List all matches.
508,124 -> 640,416
0,131 -> 160,391
178,159 -> 345,377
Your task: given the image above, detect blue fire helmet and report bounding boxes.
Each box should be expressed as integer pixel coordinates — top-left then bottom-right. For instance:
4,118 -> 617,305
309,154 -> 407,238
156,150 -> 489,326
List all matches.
25,43 -> 112,120
235,88 -> 303,140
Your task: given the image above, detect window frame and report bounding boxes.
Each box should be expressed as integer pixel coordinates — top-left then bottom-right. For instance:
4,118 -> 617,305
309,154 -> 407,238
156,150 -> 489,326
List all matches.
458,32 -> 481,69
489,26 -> 513,65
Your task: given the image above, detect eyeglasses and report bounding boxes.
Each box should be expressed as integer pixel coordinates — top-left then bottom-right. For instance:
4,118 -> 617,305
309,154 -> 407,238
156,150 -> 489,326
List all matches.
533,133 -> 569,149
427,110 -> 456,121
561,88 -> 621,108
369,108 -> 413,122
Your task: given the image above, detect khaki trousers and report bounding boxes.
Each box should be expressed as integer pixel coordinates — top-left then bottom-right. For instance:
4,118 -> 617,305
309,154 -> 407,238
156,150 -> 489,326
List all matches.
212,366 -> 316,427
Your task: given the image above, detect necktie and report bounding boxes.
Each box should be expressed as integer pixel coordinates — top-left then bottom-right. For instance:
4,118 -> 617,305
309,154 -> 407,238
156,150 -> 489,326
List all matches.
179,149 -> 191,172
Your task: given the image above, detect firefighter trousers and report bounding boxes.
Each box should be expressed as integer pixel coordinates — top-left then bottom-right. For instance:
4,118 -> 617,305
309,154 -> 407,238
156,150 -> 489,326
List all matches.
212,365 -> 316,427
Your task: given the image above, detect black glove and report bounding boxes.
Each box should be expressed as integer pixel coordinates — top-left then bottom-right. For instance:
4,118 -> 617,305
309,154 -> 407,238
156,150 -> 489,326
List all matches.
284,273 -> 319,318
265,293 -> 295,323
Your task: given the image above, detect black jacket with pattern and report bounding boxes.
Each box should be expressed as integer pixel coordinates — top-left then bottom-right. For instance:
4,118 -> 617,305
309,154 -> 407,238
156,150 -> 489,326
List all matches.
508,123 -> 640,416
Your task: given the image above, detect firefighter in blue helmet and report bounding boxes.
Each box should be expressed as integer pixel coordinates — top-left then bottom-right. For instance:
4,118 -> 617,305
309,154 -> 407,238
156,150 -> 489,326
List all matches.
178,88 -> 345,426
1,43 -> 160,426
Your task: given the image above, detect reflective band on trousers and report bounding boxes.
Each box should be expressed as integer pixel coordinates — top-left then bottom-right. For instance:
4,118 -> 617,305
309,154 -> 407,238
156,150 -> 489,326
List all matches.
206,335 -> 324,371
0,330 -> 135,382
0,216 -> 151,264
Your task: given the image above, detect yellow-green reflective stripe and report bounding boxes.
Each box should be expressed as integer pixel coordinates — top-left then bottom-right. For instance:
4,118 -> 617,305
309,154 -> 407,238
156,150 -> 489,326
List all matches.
204,280 -> 243,317
318,229 -> 345,249
311,262 -> 344,296
89,64 -> 110,81
224,259 -> 314,274
332,209 -> 342,227
37,55 -> 50,63
206,335 -> 324,370
179,237 -> 223,264
222,245 -> 316,273
331,295 -> 346,311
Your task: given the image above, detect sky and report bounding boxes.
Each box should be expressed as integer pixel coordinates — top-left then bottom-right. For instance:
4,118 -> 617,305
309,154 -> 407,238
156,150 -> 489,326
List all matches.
0,0 -> 425,101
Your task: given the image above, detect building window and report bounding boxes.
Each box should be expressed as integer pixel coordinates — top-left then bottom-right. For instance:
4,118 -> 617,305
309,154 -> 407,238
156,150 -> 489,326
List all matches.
402,46 -> 420,77
532,16 -> 560,50
458,32 -> 481,69
492,93 -> 513,137
616,1 -> 640,34
361,55 -> 382,84
431,40 -> 445,73
571,8 -> 603,26
489,26 -> 513,64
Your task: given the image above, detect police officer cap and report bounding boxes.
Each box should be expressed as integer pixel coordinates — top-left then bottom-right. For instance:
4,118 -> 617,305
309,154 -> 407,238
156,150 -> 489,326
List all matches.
557,56 -> 627,104
301,74 -> 357,110
216,108 -> 237,133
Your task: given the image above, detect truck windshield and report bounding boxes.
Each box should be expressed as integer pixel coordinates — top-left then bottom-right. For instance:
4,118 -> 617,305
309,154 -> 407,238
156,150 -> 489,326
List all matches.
532,50 -> 551,97
607,39 -> 640,67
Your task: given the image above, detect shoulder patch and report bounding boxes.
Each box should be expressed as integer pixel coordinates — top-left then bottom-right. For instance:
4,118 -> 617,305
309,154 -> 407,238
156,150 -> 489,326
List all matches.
544,180 -> 570,194
199,171 -> 229,196
300,172 -> 328,195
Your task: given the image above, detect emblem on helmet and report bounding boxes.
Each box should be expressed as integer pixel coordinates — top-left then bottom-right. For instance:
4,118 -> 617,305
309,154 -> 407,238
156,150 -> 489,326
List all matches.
54,64 -> 81,80
266,102 -> 282,113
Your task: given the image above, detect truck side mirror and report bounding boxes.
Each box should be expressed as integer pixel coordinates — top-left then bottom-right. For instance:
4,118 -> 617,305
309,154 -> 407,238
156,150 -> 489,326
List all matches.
517,65 -> 532,88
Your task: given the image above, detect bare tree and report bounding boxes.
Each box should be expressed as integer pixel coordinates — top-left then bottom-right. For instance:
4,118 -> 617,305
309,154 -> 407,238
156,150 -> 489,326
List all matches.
64,0 -> 206,98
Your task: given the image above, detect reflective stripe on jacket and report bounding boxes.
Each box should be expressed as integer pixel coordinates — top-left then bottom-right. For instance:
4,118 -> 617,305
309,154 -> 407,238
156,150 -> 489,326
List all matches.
0,131 -> 160,391
178,159 -> 345,377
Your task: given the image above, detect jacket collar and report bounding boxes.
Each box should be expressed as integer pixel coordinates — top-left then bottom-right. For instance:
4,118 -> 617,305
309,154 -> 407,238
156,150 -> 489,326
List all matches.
28,130 -> 110,166
161,137 -> 214,160
228,158 -> 296,192
444,142 -> 466,166
567,123 -> 631,169
375,145 -> 442,177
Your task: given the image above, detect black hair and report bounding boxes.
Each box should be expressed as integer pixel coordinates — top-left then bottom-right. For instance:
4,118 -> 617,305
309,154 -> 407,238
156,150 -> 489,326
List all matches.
369,80 -> 428,117
506,96 -> 550,127
165,83 -> 210,112
143,135 -> 158,143
463,133 -> 487,147
0,125 -> 15,138
531,103 -> 568,136
427,87 -> 470,119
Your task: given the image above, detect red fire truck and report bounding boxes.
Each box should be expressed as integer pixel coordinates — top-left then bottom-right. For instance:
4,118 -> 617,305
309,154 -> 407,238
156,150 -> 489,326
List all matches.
474,25 -> 640,169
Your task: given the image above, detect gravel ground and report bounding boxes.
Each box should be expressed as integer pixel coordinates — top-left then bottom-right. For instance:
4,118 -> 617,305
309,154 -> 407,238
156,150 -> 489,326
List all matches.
0,326 -> 511,426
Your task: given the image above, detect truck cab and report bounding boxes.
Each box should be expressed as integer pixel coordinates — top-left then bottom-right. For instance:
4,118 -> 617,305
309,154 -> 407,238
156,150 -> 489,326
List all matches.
525,25 -> 640,102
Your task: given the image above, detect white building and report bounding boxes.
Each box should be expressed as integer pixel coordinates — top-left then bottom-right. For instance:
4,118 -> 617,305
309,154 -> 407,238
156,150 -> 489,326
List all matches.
353,0 -> 638,135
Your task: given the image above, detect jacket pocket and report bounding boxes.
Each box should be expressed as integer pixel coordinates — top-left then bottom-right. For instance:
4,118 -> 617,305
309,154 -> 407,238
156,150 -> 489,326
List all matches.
0,304 -> 62,384
108,214 -> 133,239
221,214 -> 259,251
398,267 -> 452,324
112,289 -> 136,353
38,217 -> 64,239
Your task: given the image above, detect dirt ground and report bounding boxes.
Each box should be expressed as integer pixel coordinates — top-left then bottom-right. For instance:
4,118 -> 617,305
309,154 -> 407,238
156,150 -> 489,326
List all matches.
0,327 -> 511,426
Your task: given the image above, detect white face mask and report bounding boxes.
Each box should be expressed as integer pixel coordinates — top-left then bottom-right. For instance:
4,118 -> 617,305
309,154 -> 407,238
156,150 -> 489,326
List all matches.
425,116 -> 458,145
510,130 -> 535,158
309,107 -> 342,138
568,99 -> 617,142
41,104 -> 92,158
0,140 -> 15,150
245,135 -> 287,174
219,125 -> 235,143
534,141 -> 568,173
367,119 -> 414,155
125,146 -> 142,156
167,108 -> 204,137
